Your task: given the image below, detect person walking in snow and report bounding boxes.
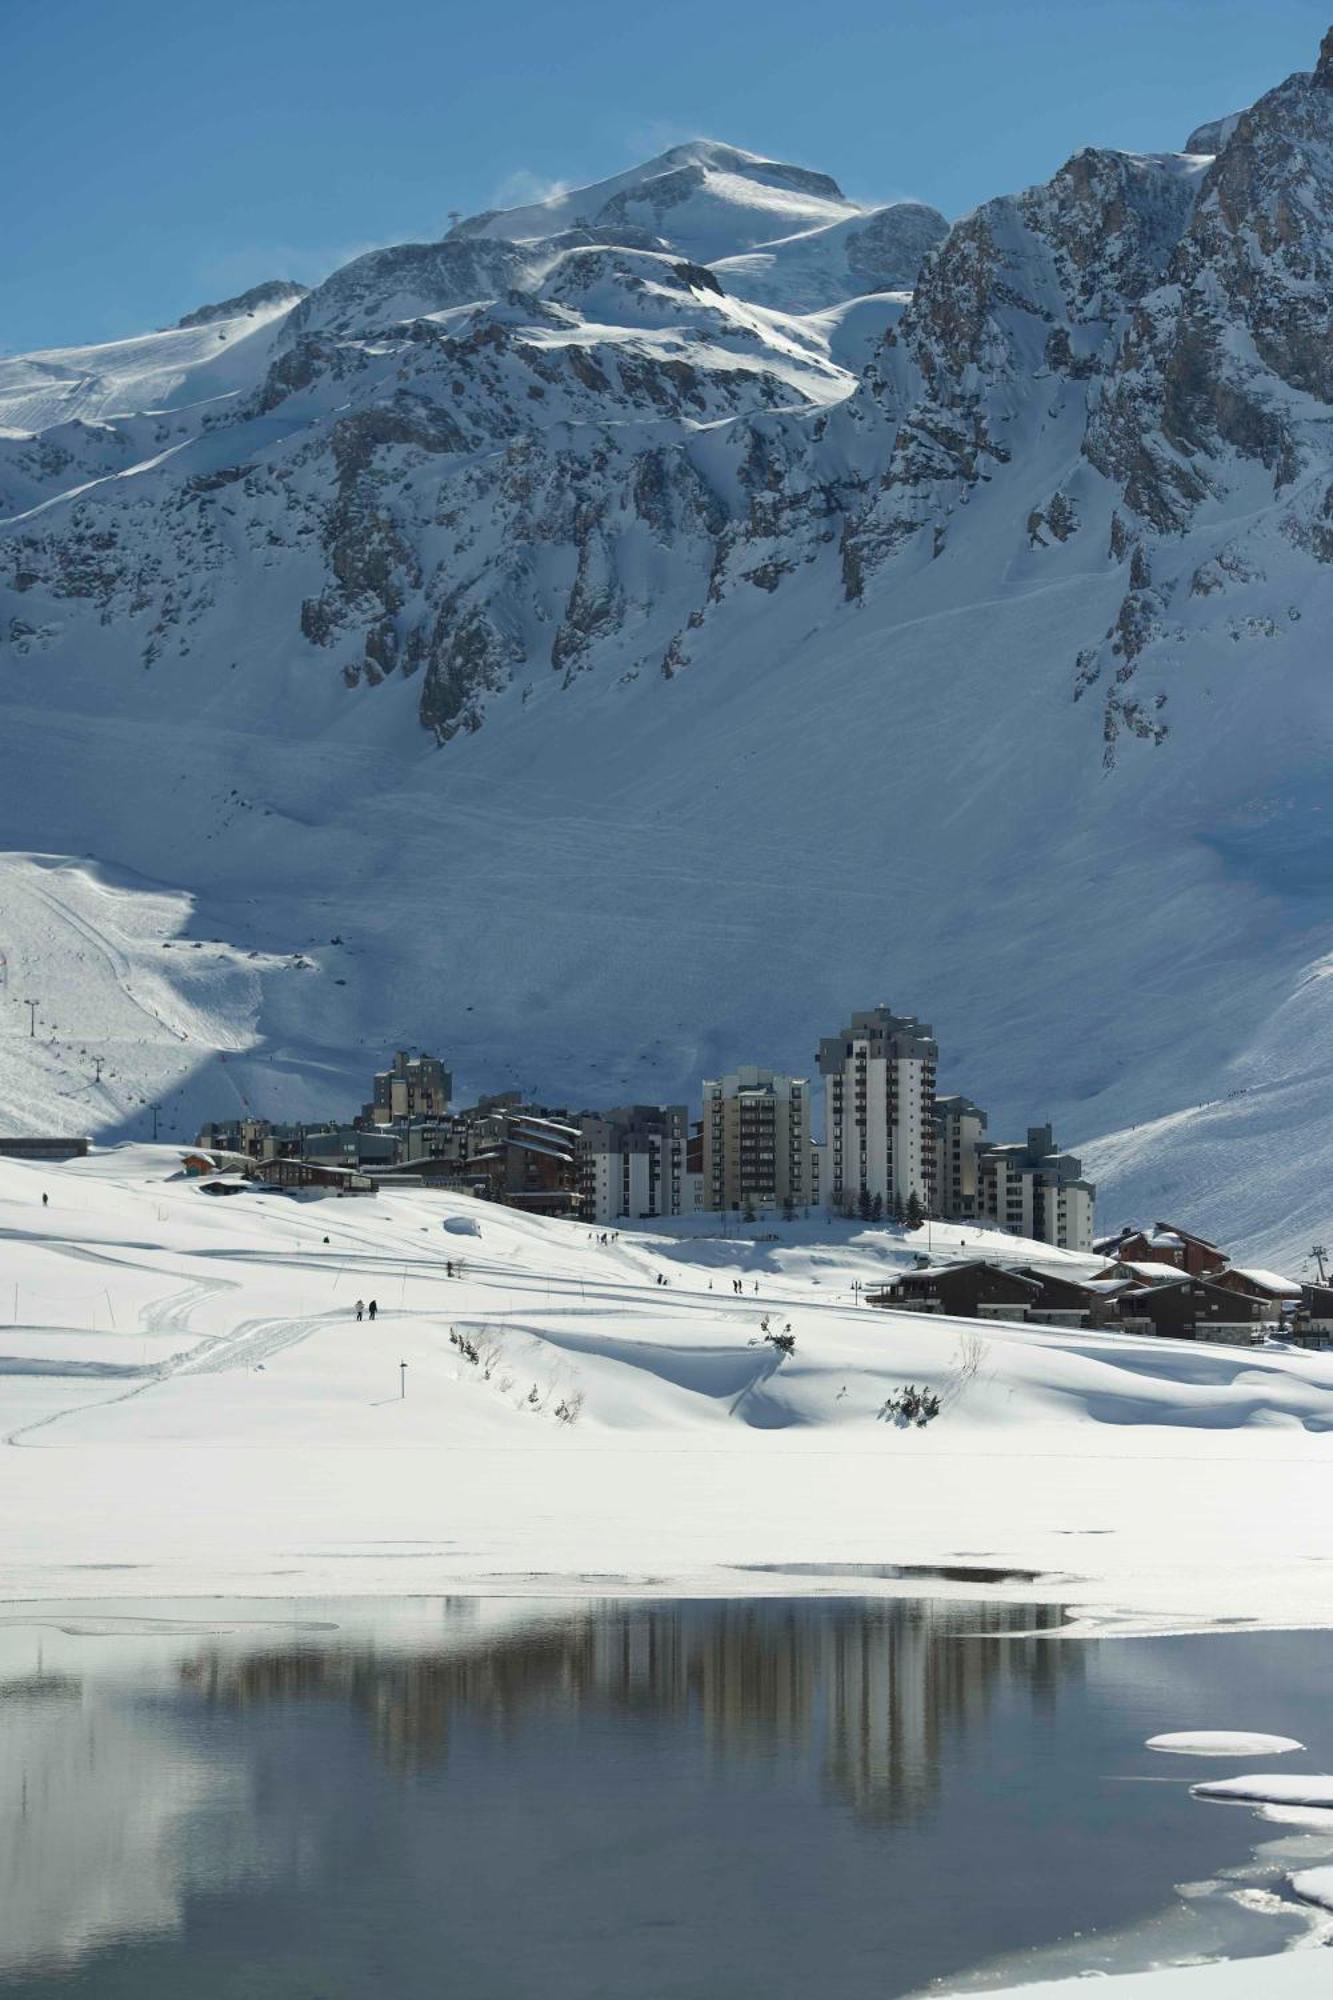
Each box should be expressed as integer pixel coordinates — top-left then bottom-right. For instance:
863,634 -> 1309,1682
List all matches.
355,1300 -> 365,1322
41,1193 -> 48,1207
368,1299 -> 378,1322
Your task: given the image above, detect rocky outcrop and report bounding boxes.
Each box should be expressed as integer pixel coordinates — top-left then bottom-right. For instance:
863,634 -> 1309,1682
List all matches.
8,38 -> 1333,777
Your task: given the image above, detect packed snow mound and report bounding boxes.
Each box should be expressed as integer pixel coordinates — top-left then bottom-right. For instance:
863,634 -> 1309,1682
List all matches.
1146,1731 -> 1303,1756
449,140 -> 866,263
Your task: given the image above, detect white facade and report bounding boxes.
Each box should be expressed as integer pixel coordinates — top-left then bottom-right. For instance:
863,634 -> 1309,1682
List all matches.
818,1008 -> 938,1213
578,1107 -> 694,1224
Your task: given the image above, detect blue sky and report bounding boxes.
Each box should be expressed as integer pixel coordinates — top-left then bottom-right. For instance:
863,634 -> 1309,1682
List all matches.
5,0 -> 1328,352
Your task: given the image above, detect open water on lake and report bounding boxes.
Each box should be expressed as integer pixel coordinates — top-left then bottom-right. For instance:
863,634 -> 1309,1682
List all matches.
0,1595 -> 1330,1997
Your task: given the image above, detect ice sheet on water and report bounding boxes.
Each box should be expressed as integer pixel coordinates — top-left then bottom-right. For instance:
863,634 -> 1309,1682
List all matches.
1193,1775 -> 1333,1807
1147,1731 -> 1304,1756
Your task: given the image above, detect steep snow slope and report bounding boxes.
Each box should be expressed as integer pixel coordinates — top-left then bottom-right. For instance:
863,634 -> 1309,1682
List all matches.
712,201 -> 948,309
4,38 -> 1333,1272
0,854 -> 352,1143
0,289 -> 299,434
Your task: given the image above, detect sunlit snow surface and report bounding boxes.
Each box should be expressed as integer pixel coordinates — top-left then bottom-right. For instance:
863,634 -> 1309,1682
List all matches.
1148,1732 -> 1305,1756
3,1144 -> 1333,1635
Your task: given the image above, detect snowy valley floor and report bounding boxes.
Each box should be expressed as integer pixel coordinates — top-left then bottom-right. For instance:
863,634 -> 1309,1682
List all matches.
10,1149 -> 1333,1996
2,1145 -> 1333,1634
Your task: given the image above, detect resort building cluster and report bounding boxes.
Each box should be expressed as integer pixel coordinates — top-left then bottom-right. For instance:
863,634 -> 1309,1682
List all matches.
197,1004 -> 1095,1248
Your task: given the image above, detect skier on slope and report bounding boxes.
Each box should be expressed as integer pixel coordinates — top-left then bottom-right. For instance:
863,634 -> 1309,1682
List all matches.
368,1299 -> 378,1321
355,1299 -> 365,1322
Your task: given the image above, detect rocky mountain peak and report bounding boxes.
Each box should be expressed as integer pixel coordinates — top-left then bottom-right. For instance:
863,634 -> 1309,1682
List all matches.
1183,112 -> 1241,155
1317,23 -> 1333,84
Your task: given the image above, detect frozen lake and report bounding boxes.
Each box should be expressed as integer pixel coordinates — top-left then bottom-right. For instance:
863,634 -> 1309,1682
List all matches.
0,1596 -> 1330,1997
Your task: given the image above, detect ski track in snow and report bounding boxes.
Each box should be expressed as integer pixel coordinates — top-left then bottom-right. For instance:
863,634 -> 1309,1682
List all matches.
1,1145 -> 1333,1650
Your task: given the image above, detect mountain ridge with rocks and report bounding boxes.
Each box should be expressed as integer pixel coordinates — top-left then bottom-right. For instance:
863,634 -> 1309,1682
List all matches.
2,39 -> 1333,1268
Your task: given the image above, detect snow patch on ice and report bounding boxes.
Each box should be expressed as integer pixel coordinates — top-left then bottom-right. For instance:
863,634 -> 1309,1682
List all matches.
1147,1731 -> 1304,1757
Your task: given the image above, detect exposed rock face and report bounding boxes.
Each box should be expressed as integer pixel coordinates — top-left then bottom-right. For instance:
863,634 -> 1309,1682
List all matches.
844,203 -> 952,292
7,40 -> 1333,765
1183,112 -> 1243,154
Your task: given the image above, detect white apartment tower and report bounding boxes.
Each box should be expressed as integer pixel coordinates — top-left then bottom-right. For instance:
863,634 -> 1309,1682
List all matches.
818,1008 -> 938,1213
701,1068 -> 813,1213
975,1125 -> 1095,1252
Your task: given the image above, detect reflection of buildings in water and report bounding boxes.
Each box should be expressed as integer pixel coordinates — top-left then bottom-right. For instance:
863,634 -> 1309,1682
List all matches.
185,1597 -> 1076,1824
0,1682 -> 248,1975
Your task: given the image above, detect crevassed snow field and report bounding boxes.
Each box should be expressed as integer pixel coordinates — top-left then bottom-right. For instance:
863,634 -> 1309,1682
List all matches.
4,1144 -> 1333,1631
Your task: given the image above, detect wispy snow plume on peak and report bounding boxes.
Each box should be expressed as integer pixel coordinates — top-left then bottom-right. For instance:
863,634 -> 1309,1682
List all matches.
488,167 -> 572,211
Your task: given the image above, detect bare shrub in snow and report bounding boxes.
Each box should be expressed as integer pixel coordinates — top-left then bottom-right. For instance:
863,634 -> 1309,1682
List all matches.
877,1385 -> 941,1427
942,1329 -> 988,1408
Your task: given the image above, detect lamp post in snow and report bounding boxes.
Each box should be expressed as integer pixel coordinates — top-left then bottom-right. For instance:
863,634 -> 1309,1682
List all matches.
24,999 -> 37,1038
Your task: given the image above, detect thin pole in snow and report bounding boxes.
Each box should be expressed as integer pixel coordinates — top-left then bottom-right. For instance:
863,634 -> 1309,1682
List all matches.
399,1361 -> 407,1400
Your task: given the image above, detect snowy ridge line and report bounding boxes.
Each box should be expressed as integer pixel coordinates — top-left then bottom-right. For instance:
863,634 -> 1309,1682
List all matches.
6,36 -> 1333,1268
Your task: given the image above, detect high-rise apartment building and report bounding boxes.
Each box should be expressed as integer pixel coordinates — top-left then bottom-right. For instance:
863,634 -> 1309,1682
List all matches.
368,1050 -> 452,1125
975,1125 -> 1095,1251
578,1105 -> 695,1224
934,1094 -> 988,1219
817,1007 -> 937,1212
701,1068 -> 813,1212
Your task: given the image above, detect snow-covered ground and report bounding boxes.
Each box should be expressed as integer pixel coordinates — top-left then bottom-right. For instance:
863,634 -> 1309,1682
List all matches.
7,1149 -> 1333,1998
3,1144 -> 1333,1632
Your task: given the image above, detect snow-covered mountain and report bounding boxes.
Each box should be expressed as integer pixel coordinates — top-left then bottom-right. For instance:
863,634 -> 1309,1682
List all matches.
3,40 -> 1333,1267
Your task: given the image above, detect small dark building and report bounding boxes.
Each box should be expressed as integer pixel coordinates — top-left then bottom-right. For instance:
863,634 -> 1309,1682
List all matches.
1014,1267 -> 1125,1327
1210,1266 -> 1300,1310
1295,1284 -> 1333,1348
0,1135 -> 89,1163
1100,1223 -> 1228,1278
257,1158 -> 377,1194
869,1262 -> 1042,1320
1119,1275 -> 1270,1344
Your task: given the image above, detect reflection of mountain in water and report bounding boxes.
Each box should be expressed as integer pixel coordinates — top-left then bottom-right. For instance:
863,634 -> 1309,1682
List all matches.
184,1597 -> 1075,1823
